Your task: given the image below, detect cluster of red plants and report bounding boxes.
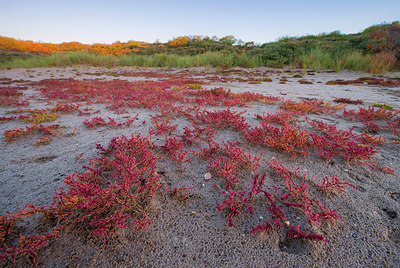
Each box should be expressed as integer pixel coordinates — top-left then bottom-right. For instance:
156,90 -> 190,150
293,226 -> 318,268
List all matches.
340,106 -> 399,134
342,106 -> 399,121
51,102 -> 100,116
83,115 -> 138,128
0,86 -> 29,106
1,134 -> 164,263
255,110 -> 301,125
207,142 -> 263,188
387,117 -> 400,142
31,78 -> 271,114
115,69 -> 273,85
150,116 -> 178,137
326,77 -> 400,87
194,109 -> 249,131
307,119 -> 378,161
215,159 -> 357,241
1,71 -> 399,265
244,122 -> 311,157
333,98 -> 363,105
280,99 -> 333,115
3,124 -> 61,144
0,116 -> 15,122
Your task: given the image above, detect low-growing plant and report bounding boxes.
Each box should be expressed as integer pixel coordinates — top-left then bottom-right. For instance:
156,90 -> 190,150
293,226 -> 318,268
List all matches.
170,186 -> 196,201
280,99 -> 330,114
373,103 -> 393,110
1,134 -> 166,264
171,148 -> 192,172
387,117 -> 400,139
0,116 -> 15,122
223,142 -> 263,173
307,118 -> 377,161
3,124 -> 61,144
342,106 -> 399,121
245,122 -> 311,157
83,115 -> 137,128
150,116 -> 178,136
209,155 -> 240,188
24,110 -> 60,124
333,98 -> 363,105
216,162 -> 343,242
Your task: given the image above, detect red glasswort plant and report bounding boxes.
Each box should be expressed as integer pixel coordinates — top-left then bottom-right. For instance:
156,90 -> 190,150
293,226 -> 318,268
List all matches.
303,175 -> 359,195
342,106 -> 399,122
83,115 -> 137,128
180,125 -> 216,146
307,118 -> 377,161
170,186 -> 196,201
216,189 -> 252,227
245,122 -> 311,157
162,137 -> 185,156
192,138 -> 221,159
333,98 -> 363,105
1,134 -> 165,264
171,148 -> 192,172
387,117 -> 400,140
3,124 -> 61,144
53,133 -> 163,240
280,99 -> 328,114
223,142 -> 263,173
195,108 -> 250,131
0,116 -> 15,122
0,86 -> 29,107
209,155 -> 240,188
255,110 -> 302,125
216,171 -> 328,241
150,116 -> 178,137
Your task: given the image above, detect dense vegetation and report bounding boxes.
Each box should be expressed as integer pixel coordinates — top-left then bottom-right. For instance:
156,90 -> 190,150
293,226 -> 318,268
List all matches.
0,21 -> 399,72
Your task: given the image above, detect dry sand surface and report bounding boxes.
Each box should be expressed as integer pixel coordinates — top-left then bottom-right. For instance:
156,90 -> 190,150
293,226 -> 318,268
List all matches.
0,66 -> 400,267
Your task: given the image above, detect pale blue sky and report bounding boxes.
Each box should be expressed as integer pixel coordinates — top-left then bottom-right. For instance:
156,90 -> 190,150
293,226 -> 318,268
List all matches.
0,0 -> 398,44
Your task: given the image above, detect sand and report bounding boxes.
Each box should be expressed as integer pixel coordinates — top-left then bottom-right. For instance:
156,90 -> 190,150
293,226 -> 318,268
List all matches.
0,66 -> 399,267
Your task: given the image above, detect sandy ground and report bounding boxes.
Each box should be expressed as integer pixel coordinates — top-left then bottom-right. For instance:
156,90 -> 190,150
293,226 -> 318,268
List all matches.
0,66 -> 400,267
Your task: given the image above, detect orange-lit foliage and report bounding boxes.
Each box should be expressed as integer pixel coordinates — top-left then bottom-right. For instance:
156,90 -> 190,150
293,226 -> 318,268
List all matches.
167,36 -> 204,47
0,36 -> 151,56
91,43 -> 130,56
168,36 -> 191,47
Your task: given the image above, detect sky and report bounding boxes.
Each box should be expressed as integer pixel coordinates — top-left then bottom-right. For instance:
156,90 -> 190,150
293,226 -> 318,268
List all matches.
0,0 -> 399,44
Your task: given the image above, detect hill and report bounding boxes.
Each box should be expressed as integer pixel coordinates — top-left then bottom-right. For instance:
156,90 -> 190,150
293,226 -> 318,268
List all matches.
0,21 -> 399,72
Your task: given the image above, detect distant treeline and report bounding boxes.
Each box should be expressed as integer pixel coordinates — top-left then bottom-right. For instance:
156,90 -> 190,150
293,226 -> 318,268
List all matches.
1,21 -> 399,72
